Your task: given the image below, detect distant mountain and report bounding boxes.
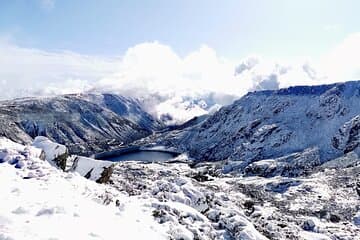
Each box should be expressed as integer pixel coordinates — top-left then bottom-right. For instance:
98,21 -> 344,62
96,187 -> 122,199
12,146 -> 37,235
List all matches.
156,80 -> 360,168
0,93 -> 163,155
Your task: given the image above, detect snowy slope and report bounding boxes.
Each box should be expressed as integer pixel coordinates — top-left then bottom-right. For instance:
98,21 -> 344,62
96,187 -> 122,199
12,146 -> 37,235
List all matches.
155,81 -> 360,169
0,138 -> 168,240
1,137 -> 360,239
81,93 -> 161,131
0,93 -> 162,155
0,137 -> 272,240
110,154 -> 360,239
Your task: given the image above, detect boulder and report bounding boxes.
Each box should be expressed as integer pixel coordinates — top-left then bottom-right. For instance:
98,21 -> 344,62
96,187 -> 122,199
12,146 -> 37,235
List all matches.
353,212 -> 360,226
302,219 -> 315,231
70,156 -> 114,183
32,136 -> 68,170
333,115 -> 360,154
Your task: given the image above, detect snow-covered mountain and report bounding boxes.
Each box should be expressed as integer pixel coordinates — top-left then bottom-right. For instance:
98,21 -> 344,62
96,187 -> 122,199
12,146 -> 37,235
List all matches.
150,81 -> 360,171
0,93 -> 163,155
1,81 -> 360,240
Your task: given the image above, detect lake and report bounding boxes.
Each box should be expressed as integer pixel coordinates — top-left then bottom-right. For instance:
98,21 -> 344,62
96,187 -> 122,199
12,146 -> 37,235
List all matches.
98,150 -> 179,162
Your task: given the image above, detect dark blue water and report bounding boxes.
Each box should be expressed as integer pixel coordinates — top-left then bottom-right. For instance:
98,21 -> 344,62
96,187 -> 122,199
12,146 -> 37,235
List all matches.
104,150 -> 178,162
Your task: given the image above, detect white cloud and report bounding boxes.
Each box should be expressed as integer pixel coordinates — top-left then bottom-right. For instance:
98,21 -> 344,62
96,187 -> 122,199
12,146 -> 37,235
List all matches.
97,42 -> 241,123
0,40 -> 119,100
319,33 -> 360,82
0,33 -> 359,123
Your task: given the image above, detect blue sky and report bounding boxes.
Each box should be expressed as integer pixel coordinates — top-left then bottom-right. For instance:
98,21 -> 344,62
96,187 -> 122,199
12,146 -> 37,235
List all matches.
1,0 -> 359,58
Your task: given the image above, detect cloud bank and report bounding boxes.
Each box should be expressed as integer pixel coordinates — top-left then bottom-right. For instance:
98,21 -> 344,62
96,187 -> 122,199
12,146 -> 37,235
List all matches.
0,33 -> 359,123
0,41 -> 118,100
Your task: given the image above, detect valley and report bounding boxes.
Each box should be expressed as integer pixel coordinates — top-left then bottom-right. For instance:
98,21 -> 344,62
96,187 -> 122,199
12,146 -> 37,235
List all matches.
1,81 -> 360,239
2,2 -> 359,239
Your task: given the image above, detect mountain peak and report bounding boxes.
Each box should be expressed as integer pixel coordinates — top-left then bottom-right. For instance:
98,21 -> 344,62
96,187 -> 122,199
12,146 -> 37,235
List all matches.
245,80 -> 360,97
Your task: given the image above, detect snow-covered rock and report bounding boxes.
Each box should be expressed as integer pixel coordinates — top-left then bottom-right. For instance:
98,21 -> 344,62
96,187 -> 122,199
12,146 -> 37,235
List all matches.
110,161 -> 269,239
354,212 -> 360,226
318,151 -> 360,169
332,114 -> 360,154
31,136 -> 115,182
244,148 -> 321,177
70,156 -> 114,183
108,157 -> 360,239
0,137 -> 43,168
32,136 -> 68,170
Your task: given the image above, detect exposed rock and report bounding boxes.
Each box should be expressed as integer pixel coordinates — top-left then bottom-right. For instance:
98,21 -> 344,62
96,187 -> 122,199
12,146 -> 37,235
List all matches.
244,148 -> 320,177
70,156 -> 114,183
302,219 -> 315,231
108,158 -> 360,239
333,115 -> 360,154
265,179 -> 302,193
318,151 -> 360,170
354,212 -> 360,226
53,151 -> 68,171
96,165 -> 114,184
329,214 -> 341,223
32,136 -> 68,170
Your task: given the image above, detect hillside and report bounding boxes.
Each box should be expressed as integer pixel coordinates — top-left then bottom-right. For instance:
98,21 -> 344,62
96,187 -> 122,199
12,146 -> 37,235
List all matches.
148,81 -> 360,171
0,93 -> 162,155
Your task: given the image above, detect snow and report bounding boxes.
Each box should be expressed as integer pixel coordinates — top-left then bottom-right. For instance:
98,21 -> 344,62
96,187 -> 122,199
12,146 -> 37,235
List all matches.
0,138 -> 168,240
319,151 -> 360,169
2,81 -> 360,239
0,93 -> 161,156
110,161 -> 272,239
152,80 -> 360,167
300,231 -> 332,240
0,137 -> 271,240
32,136 -> 67,162
71,156 -> 113,181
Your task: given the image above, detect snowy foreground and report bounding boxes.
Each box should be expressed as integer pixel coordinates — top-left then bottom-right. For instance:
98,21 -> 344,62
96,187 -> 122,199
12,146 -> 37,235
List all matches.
1,137 -> 360,240
0,138 -> 169,240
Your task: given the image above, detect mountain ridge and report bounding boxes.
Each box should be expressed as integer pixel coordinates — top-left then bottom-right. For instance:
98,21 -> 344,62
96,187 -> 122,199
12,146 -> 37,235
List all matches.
148,80 -> 360,170
0,93 -> 163,155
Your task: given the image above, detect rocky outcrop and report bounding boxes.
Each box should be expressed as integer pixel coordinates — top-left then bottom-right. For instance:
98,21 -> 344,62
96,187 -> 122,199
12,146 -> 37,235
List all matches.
244,148 -> 320,177
70,156 -> 114,183
52,151 -> 68,171
108,156 -> 360,240
111,162 -> 269,240
332,115 -> 360,154
318,151 -> 360,170
32,136 -> 68,170
95,165 -> 114,184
